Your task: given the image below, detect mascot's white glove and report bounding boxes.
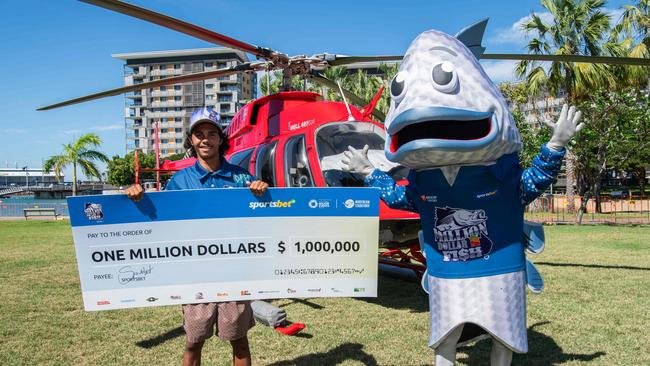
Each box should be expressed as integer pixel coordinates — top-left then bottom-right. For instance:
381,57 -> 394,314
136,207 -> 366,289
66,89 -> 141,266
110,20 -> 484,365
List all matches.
545,104 -> 584,151
341,144 -> 375,177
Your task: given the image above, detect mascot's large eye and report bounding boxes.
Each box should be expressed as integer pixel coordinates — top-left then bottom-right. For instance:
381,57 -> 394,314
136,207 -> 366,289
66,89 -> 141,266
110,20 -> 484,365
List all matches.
431,61 -> 458,93
390,71 -> 408,102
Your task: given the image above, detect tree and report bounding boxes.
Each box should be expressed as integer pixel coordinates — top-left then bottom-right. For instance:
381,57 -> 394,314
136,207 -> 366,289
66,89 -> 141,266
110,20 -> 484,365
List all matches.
260,71 -> 310,95
106,150 -> 157,187
44,133 -> 109,196
612,0 -> 650,87
608,90 -> 650,196
516,0 -> 616,212
259,64 -> 398,121
571,88 -> 649,222
498,82 -> 552,167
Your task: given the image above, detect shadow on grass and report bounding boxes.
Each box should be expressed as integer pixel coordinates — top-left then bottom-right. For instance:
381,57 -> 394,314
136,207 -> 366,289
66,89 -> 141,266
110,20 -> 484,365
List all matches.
136,325 -> 184,349
536,261 -> 650,271
355,274 -> 428,313
284,298 -> 325,310
458,322 -> 606,365
267,342 -> 378,366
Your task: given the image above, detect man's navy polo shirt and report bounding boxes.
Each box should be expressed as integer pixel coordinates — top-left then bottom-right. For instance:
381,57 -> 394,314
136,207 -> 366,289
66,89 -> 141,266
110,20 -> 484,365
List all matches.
165,159 -> 254,191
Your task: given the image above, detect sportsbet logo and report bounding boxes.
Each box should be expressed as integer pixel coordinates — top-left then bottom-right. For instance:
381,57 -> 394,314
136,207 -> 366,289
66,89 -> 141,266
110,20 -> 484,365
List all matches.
249,199 -> 296,210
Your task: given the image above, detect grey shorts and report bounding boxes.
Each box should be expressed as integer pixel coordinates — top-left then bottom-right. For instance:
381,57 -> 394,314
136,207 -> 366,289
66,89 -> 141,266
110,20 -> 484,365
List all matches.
182,301 -> 255,343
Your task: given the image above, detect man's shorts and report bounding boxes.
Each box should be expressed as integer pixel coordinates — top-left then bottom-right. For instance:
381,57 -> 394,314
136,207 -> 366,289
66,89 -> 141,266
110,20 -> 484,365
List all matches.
182,301 -> 255,343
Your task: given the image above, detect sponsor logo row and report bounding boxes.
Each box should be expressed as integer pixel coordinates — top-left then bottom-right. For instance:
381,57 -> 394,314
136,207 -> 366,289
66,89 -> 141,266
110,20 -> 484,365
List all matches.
96,287 -> 366,306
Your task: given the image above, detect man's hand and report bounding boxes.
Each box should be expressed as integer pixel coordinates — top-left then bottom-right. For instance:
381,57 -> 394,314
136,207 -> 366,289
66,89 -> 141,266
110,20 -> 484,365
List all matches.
341,144 -> 375,177
545,104 -> 584,151
125,184 -> 145,202
246,180 -> 269,197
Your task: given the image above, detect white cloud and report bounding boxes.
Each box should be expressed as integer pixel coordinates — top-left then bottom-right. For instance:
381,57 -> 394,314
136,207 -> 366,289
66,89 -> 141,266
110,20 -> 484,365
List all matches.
490,8 -> 622,46
490,12 -> 553,46
62,129 -> 82,136
92,123 -> 123,132
481,60 -> 521,83
56,123 -> 123,137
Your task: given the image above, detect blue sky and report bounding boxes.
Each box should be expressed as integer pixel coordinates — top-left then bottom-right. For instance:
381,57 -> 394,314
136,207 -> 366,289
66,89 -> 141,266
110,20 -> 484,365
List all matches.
0,0 -> 629,179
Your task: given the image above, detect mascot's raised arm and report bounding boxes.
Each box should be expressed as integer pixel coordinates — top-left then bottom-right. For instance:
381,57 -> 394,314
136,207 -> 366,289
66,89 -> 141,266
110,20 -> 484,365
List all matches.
341,19 -> 583,366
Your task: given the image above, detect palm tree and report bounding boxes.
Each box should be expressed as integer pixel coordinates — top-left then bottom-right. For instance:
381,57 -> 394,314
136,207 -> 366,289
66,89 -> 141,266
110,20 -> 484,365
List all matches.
44,133 -> 109,196
319,66 -> 348,101
515,0 -> 615,212
612,0 -> 650,86
260,70 -> 283,95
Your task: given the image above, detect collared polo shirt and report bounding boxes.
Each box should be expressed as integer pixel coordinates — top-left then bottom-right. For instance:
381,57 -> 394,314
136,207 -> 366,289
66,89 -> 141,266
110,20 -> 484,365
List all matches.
165,159 -> 254,191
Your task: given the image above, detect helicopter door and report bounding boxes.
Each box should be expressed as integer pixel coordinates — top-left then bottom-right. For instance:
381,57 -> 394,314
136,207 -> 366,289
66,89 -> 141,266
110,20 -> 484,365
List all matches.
229,148 -> 255,173
284,135 -> 314,187
254,141 -> 278,187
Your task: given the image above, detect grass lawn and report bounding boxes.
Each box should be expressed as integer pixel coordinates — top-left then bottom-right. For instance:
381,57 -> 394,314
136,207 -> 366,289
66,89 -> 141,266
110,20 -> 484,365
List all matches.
0,220 -> 648,365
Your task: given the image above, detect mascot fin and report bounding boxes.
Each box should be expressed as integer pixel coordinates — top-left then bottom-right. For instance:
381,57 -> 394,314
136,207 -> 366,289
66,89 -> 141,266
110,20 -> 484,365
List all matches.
524,220 -> 545,254
455,18 -> 488,59
525,258 -> 544,294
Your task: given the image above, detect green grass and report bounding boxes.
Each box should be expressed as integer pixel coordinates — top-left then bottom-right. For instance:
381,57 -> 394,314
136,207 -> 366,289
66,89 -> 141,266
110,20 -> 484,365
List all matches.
1,221 -> 649,365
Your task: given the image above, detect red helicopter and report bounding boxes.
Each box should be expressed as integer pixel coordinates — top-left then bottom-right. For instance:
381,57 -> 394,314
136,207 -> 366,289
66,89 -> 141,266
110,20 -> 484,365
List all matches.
155,89 -> 426,277
39,0 -> 650,279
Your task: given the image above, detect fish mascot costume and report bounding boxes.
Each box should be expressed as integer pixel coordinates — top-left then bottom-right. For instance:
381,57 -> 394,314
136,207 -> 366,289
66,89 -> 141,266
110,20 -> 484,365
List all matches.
341,19 -> 584,365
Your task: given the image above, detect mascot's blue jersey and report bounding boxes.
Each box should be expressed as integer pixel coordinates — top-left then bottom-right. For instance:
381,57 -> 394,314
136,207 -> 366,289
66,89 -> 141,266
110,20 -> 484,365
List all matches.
366,144 -> 565,279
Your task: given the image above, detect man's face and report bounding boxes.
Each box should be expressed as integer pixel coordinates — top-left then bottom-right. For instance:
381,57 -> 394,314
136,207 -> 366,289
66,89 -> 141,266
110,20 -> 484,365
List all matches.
190,123 -> 222,161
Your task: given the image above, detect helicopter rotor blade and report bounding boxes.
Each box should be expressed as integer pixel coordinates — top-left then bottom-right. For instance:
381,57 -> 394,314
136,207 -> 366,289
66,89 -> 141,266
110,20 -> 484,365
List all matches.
482,53 -> 650,66
79,0 -> 275,59
37,64 -> 254,111
327,53 -> 649,67
327,55 -> 403,66
308,72 -> 386,121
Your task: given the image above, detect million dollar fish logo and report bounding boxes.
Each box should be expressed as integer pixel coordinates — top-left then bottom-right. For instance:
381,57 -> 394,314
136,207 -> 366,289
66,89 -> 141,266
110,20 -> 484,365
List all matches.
433,207 -> 493,262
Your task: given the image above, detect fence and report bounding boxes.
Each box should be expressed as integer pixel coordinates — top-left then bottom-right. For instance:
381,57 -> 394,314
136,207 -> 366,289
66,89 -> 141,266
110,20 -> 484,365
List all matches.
1,195 -> 648,224
0,202 -> 69,217
526,194 -> 650,224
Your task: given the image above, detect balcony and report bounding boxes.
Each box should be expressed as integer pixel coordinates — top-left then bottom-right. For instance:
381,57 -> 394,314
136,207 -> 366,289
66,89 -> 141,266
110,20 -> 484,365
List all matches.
158,121 -> 184,129
146,111 -> 185,118
158,132 -> 181,139
149,101 -> 184,108
150,69 -> 183,77
151,89 -> 183,97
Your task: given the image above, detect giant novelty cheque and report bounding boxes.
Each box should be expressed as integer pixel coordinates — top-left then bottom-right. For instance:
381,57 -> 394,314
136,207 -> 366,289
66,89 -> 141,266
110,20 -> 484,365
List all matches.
68,188 -> 379,311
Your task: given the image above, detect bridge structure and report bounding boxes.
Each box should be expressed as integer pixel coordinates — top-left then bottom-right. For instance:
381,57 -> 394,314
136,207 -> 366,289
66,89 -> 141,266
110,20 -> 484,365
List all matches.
0,184 -> 106,199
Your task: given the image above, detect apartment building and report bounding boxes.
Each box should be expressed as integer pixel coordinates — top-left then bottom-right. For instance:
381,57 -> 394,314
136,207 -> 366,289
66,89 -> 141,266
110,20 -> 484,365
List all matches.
113,48 -> 256,156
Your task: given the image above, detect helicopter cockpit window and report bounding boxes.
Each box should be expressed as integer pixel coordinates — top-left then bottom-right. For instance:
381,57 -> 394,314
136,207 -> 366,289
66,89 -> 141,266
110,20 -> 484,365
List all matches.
315,122 -> 408,187
284,135 -> 314,187
254,142 -> 277,187
229,148 -> 254,171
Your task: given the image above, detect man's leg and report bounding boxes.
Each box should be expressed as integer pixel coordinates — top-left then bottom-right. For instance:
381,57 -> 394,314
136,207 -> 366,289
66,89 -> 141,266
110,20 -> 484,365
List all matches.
434,325 -> 464,366
182,303 -> 218,366
217,301 -> 255,366
490,338 -> 513,366
230,336 -> 251,366
183,340 -> 205,366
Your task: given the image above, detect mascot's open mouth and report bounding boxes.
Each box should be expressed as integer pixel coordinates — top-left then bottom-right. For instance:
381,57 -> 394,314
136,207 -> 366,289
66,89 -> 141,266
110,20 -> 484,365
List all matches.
390,117 -> 491,153
386,107 -> 497,154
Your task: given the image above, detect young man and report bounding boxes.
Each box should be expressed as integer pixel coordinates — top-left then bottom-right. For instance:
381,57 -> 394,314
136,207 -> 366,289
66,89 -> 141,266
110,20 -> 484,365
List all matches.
126,107 -> 268,366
